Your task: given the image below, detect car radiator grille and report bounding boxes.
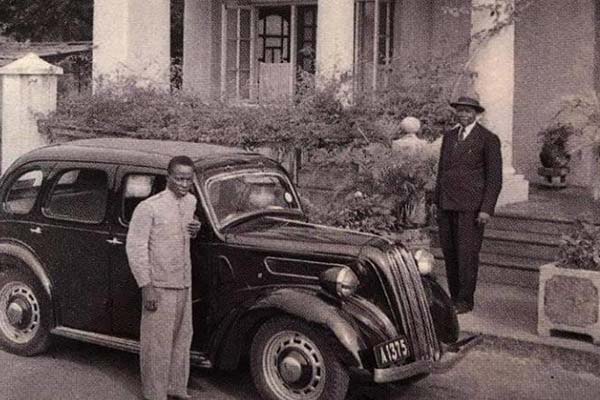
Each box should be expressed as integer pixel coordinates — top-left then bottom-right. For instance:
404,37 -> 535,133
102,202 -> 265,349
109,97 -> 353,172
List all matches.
384,247 -> 441,362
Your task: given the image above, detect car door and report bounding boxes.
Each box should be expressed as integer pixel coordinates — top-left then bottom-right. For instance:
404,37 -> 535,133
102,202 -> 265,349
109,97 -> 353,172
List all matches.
31,162 -> 115,334
110,165 -> 214,349
109,166 -> 167,339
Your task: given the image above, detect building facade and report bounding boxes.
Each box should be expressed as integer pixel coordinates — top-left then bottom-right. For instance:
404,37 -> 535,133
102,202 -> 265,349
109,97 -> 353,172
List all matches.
93,0 -> 600,203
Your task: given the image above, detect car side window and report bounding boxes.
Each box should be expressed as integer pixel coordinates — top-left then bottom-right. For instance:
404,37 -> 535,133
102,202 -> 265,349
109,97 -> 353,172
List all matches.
2,169 -> 44,215
121,174 -> 166,224
44,168 -> 109,224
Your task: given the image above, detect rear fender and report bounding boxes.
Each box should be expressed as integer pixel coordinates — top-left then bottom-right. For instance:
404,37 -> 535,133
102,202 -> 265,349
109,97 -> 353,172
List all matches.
0,242 -> 52,298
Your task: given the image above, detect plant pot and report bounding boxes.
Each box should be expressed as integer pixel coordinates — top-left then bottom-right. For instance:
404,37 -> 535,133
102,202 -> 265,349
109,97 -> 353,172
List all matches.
537,166 -> 570,189
537,262 -> 600,344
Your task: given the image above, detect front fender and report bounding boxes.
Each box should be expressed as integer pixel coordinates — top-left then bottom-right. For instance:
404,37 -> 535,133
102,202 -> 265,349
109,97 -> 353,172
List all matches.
216,287 -> 366,370
421,275 -> 459,344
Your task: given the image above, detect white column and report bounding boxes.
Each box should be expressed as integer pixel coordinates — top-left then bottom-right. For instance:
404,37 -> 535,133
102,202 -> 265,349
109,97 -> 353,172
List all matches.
0,54 -> 62,174
316,0 -> 355,81
93,0 -> 171,90
470,0 -> 528,207
183,0 -> 220,98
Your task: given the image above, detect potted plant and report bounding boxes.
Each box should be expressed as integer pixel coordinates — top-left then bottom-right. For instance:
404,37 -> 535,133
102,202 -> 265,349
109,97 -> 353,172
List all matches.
537,218 -> 600,344
537,123 -> 577,188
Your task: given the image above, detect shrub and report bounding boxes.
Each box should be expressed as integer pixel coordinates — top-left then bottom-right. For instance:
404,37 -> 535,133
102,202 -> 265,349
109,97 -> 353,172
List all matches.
558,218 -> 600,272
40,60 -> 455,236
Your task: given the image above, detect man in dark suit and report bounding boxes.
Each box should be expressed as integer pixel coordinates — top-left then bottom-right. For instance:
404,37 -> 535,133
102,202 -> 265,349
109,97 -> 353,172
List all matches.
434,97 -> 503,314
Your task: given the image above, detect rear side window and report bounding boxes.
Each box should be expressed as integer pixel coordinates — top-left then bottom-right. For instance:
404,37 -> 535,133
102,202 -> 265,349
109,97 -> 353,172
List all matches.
121,174 -> 166,224
44,169 -> 109,224
2,169 -> 44,215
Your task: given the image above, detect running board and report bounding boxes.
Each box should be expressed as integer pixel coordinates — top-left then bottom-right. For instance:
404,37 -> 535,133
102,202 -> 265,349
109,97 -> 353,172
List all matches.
51,326 -> 212,368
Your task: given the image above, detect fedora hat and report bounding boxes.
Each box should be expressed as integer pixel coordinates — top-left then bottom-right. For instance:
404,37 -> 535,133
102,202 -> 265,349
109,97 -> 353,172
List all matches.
450,96 -> 485,113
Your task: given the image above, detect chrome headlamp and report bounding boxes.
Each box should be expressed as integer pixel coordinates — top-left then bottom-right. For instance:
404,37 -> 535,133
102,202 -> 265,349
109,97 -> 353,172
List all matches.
319,267 -> 360,298
414,249 -> 435,275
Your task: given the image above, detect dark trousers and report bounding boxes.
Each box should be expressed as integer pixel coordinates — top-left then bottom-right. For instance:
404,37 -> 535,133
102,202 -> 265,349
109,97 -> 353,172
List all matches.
437,209 -> 485,307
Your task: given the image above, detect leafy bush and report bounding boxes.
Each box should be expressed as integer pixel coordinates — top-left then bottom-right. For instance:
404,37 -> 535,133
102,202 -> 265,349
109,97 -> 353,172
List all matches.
40,60 -> 455,236
303,140 -> 439,231
558,219 -> 600,272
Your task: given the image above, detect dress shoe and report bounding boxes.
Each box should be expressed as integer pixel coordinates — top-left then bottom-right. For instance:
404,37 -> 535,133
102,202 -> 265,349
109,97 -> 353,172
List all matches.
454,302 -> 473,314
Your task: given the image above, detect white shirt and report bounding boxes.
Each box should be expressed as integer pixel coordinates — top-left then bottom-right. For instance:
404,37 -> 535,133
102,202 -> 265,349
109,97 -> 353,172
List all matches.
458,121 -> 477,140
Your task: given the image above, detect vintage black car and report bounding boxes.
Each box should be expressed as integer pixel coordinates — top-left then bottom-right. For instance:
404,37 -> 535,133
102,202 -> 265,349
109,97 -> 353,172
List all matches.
0,139 -> 473,400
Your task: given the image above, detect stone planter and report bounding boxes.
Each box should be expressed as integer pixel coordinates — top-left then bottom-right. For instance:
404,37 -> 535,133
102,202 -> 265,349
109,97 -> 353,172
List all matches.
537,262 -> 600,344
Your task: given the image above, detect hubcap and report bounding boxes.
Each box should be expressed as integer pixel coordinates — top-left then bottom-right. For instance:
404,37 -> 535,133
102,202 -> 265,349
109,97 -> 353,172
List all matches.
279,351 -> 310,385
7,298 -> 30,328
261,329 -> 326,400
0,281 -> 41,344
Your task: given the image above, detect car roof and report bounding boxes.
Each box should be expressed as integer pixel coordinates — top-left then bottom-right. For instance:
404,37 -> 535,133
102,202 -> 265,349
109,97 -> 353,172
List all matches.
13,138 -> 273,171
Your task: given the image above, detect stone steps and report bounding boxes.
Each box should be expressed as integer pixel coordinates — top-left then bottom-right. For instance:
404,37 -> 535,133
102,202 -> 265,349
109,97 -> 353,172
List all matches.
431,213 -> 570,288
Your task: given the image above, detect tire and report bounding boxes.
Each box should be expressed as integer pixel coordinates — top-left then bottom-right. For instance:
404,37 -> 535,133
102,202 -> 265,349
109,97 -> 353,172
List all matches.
0,268 -> 52,356
250,317 -> 350,400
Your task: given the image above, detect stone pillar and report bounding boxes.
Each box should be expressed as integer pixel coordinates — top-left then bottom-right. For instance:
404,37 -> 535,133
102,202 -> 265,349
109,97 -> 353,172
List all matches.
93,0 -> 171,90
470,0 -> 528,207
316,0 -> 355,80
183,0 -> 220,98
0,53 -> 62,173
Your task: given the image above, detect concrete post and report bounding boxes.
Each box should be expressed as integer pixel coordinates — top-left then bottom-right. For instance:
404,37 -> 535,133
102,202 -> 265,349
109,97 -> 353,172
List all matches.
316,0 -> 355,81
93,0 -> 171,90
470,0 -> 528,206
0,53 -> 62,173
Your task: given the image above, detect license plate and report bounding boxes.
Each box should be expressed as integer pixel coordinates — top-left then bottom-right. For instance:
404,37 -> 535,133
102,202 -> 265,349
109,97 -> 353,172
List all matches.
373,337 -> 410,368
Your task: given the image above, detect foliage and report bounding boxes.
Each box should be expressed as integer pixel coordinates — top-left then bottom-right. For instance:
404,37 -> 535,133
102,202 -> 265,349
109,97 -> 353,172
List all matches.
0,0 -> 93,41
56,53 -> 93,97
303,140 -> 439,231
40,61 -> 452,236
306,192 -> 397,236
537,124 -> 576,168
537,94 -> 600,168
558,219 -> 600,272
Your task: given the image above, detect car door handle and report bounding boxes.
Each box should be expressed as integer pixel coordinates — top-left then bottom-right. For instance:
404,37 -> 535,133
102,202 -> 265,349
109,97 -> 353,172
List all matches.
29,227 -> 42,234
107,237 -> 123,245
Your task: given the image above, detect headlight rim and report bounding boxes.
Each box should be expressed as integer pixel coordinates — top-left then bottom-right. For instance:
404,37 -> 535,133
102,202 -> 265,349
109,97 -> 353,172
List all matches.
320,267 -> 360,299
414,248 -> 435,275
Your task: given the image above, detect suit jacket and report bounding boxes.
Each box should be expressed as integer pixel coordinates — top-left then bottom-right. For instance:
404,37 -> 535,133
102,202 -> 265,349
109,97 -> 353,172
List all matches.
434,123 -> 503,215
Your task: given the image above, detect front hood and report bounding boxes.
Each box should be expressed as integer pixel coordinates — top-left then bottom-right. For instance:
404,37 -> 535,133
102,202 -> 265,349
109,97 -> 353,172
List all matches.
223,216 -> 390,259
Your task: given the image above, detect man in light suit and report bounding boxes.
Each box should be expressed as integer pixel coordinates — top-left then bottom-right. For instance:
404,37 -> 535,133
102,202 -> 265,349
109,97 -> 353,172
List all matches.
434,97 -> 503,314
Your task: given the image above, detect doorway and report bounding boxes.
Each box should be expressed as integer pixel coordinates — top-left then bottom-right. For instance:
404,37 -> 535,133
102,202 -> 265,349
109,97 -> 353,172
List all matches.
220,3 -> 317,103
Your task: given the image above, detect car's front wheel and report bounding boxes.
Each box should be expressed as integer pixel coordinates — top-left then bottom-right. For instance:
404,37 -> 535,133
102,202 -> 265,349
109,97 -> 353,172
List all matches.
250,317 -> 349,400
0,268 -> 52,356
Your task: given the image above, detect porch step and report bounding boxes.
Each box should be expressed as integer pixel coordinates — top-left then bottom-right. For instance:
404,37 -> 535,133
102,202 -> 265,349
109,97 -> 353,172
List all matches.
430,213 -> 568,288
489,213 -> 572,236
431,228 -> 561,261
432,250 -> 542,289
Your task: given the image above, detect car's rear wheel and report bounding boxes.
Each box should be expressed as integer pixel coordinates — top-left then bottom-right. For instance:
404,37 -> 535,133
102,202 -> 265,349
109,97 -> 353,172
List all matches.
250,317 -> 349,400
0,269 -> 52,356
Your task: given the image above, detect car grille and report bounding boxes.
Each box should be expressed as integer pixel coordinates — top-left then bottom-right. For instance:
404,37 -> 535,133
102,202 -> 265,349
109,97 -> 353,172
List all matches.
384,247 -> 441,362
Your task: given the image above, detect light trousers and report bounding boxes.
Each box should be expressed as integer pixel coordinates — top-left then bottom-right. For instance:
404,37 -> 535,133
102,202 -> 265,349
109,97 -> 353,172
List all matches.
140,287 -> 193,400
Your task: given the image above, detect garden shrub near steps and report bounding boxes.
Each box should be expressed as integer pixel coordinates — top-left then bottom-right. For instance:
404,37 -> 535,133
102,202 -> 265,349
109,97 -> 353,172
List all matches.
40,66 -> 455,239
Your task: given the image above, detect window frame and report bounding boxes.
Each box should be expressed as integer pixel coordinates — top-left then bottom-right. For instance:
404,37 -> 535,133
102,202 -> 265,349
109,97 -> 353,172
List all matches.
119,172 -> 167,227
1,167 -> 45,216
42,167 -> 111,225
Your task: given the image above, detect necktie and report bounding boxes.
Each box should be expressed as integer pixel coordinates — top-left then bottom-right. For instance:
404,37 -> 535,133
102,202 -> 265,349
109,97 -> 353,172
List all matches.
458,126 -> 465,141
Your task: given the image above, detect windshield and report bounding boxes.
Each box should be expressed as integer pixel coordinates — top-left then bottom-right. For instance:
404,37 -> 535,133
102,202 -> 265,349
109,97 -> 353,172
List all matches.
205,171 -> 302,228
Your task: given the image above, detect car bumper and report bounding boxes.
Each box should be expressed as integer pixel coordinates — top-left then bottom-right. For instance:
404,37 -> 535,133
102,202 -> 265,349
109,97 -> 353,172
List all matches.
372,334 -> 482,383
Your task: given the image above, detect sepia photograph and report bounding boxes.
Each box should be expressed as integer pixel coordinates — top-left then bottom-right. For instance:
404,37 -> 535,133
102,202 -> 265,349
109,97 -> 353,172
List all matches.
0,0 -> 599,399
